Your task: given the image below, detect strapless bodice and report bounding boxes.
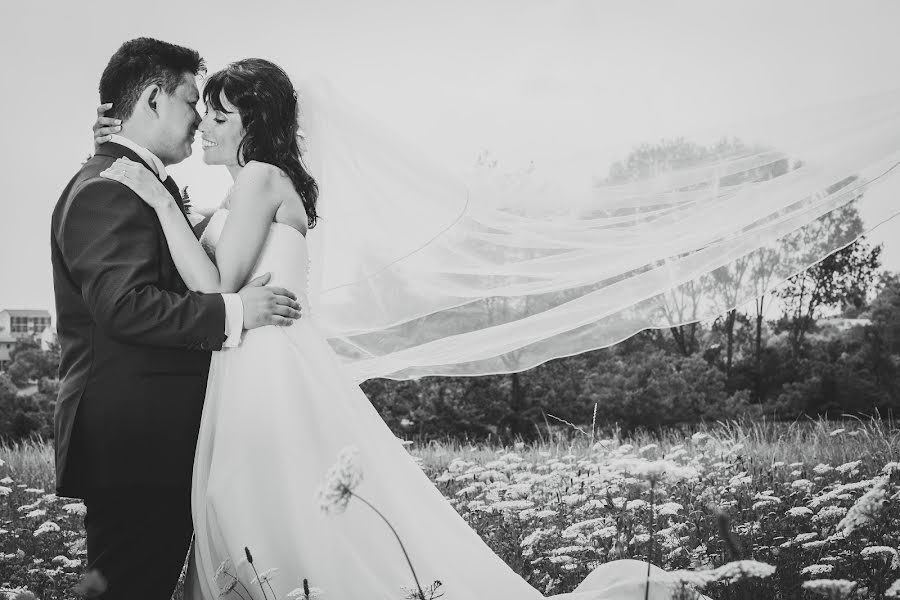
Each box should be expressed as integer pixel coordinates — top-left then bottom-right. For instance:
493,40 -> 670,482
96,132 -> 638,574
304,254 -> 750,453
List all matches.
200,208 -> 312,313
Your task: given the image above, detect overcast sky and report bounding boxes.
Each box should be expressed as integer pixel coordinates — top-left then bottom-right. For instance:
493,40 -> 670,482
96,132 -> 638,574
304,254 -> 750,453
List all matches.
3,0 -> 900,312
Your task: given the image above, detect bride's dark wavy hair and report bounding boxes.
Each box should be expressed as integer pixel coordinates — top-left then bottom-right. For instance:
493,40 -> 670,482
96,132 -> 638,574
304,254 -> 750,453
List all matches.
203,58 -> 319,228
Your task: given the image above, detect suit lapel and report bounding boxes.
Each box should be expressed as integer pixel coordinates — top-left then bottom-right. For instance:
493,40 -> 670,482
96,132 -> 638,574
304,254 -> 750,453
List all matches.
96,143 -> 197,239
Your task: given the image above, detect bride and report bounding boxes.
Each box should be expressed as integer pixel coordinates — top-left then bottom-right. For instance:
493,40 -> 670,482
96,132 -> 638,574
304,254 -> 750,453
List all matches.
97,58 -> 703,599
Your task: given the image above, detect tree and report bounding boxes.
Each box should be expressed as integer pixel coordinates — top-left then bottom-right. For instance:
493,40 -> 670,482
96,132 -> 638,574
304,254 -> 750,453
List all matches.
6,337 -> 59,388
774,203 -> 882,354
603,137 -> 789,358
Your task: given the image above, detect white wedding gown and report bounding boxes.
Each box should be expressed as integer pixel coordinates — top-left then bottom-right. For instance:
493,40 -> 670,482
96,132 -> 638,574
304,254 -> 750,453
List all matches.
184,209 -> 697,600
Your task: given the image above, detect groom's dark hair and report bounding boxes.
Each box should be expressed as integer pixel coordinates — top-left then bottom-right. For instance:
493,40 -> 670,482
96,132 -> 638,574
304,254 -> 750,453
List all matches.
99,37 -> 205,121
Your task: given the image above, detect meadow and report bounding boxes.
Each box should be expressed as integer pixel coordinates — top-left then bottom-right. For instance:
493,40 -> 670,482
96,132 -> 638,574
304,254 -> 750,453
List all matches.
1,417 -> 899,599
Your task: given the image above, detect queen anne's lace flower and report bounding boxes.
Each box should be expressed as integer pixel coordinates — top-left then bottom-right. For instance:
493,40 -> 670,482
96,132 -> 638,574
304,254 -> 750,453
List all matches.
669,569 -> 718,589
713,560 -> 776,581
657,502 -> 683,516
250,567 -> 279,585
835,477 -> 889,534
787,506 -> 813,517
316,446 -> 363,515
62,502 -> 87,516
802,579 -> 857,598
215,558 -> 238,596
33,521 -> 60,536
801,564 -> 834,576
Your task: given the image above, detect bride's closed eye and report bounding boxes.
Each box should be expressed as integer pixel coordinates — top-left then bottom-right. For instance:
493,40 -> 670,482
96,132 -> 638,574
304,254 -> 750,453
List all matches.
203,110 -> 226,124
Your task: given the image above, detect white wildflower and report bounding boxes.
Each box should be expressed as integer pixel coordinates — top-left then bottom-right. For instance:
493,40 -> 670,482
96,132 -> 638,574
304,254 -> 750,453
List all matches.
883,462 -> 900,476
562,517 -> 606,538
51,555 -> 81,568
835,477 -> 889,534
33,521 -> 60,536
836,461 -> 861,475
656,502 -> 683,516
561,493 -> 587,506
670,569 -> 718,588
813,464 -> 833,475
492,500 -> 534,511
250,567 -> 279,585
829,429 -> 846,437
62,502 -> 87,516
215,558 -> 239,596
787,506 -> 813,518
729,473 -> 752,487
713,560 -> 776,581
0,486 -> 11,497
813,505 -> 847,524
861,545 -> 899,568
521,528 -> 551,548
810,476 -> 886,509
887,578 -> 900,598
316,446 -> 363,515
801,564 -> 834,576
17,500 -> 41,512
666,448 -> 688,460
802,579 -> 857,598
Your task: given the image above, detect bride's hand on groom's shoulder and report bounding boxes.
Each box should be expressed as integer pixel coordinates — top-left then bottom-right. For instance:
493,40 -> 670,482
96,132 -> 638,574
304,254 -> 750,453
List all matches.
100,157 -> 174,211
238,272 -> 303,330
93,102 -> 121,149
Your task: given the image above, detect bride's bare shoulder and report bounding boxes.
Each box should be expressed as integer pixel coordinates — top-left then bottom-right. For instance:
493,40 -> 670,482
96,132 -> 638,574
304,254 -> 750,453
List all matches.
237,160 -> 283,186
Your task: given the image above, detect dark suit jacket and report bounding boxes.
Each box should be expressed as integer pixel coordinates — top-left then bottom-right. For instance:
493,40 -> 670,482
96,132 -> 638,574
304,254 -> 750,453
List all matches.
51,142 -> 226,499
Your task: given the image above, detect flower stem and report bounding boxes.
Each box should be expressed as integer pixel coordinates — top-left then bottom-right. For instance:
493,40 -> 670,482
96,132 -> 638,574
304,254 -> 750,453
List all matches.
351,490 -> 426,599
645,480 -> 655,600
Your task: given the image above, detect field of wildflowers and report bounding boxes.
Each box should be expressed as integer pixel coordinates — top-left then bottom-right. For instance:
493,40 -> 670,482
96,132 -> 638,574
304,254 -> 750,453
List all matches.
1,417 -> 899,599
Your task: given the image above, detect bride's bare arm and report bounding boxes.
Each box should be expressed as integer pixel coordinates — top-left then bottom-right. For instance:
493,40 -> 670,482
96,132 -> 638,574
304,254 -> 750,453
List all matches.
100,158 -> 281,293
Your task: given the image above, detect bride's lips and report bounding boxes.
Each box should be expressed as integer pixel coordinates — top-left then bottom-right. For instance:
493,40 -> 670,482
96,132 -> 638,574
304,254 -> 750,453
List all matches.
201,138 -> 218,149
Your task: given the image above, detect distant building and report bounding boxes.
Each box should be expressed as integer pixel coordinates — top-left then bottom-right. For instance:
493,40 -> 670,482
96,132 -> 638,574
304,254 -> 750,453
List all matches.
0,310 -> 56,367
0,309 -> 53,339
0,333 -> 14,371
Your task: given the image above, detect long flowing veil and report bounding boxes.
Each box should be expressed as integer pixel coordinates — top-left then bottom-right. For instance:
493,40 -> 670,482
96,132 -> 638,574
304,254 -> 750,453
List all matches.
297,77 -> 900,383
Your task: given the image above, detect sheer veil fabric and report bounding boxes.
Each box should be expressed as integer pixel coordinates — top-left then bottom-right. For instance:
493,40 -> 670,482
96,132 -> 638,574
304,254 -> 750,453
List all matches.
296,78 -> 900,382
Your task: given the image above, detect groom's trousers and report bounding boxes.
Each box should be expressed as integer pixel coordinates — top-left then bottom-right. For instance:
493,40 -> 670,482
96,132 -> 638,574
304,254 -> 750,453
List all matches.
83,486 -> 193,600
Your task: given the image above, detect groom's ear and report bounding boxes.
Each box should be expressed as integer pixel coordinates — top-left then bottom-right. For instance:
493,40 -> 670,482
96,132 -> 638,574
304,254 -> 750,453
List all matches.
147,87 -> 159,112
136,84 -> 162,118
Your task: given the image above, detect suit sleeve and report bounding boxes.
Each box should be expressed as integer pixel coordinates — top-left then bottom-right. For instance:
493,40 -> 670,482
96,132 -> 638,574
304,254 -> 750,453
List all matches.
59,178 -> 227,350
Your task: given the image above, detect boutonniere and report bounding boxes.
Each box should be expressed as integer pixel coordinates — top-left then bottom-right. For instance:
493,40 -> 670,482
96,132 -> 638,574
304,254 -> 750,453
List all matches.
181,186 -> 192,214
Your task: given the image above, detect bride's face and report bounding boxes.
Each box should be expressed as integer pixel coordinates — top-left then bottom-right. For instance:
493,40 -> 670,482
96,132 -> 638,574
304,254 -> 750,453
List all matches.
198,91 -> 246,166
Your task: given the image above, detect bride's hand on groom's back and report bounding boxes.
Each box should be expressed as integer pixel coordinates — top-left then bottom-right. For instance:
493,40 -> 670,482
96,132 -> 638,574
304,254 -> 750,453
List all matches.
239,272 -> 302,329
93,103 -> 121,149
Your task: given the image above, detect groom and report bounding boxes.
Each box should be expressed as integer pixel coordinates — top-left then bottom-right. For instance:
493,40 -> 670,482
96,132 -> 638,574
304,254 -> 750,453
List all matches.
51,38 -> 301,599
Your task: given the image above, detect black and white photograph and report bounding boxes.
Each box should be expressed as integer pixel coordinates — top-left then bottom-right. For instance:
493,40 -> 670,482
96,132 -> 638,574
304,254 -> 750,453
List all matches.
2,1 -> 900,599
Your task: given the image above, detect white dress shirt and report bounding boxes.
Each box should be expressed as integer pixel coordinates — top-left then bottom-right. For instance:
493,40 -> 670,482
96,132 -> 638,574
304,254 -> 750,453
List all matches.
108,135 -> 244,348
